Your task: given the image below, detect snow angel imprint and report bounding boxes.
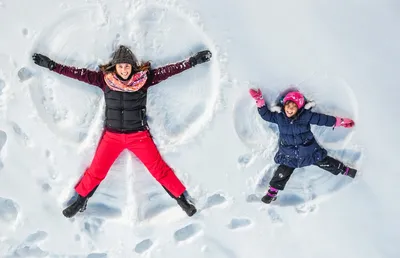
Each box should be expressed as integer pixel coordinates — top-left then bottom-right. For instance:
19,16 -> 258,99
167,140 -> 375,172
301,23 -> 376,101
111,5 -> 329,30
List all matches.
32,45 -> 212,217
249,88 -> 357,204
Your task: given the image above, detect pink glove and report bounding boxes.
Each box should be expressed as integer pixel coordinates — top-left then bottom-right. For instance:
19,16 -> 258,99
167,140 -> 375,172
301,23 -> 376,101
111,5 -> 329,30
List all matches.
335,117 -> 355,128
249,88 -> 266,108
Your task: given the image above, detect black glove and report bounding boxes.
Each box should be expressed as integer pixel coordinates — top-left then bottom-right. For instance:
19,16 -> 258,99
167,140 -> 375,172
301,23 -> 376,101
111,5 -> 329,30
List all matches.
32,53 -> 56,70
189,50 -> 212,67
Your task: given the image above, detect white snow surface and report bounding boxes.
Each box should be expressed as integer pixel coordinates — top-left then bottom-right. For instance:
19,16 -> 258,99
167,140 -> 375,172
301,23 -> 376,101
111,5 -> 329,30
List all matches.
0,0 -> 399,257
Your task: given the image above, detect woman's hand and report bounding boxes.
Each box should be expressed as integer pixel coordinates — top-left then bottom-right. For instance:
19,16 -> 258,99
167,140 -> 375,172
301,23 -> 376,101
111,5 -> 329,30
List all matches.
32,53 -> 56,70
189,50 -> 212,66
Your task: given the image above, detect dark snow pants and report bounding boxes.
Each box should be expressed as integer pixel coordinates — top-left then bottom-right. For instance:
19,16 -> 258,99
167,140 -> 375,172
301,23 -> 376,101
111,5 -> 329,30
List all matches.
75,130 -> 186,198
269,156 -> 347,190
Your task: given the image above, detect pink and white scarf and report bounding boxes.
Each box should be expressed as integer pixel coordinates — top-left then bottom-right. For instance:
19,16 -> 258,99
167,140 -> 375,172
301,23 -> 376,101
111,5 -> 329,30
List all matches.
104,71 -> 148,92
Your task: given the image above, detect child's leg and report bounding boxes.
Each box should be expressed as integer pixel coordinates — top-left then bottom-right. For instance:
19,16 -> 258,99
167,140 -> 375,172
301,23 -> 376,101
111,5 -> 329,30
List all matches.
314,156 -> 357,178
269,165 -> 296,190
262,165 -> 295,204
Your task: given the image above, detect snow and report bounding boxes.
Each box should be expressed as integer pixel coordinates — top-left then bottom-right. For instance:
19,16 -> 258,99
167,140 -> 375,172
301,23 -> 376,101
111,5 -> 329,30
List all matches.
0,0 -> 399,257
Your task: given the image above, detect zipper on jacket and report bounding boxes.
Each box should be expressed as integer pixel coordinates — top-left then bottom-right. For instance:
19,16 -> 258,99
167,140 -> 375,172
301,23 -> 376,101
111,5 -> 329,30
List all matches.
141,108 -> 145,126
120,94 -> 124,129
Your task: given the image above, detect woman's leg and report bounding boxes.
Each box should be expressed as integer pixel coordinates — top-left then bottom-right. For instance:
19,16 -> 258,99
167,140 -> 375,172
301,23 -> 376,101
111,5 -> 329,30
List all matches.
126,131 -> 186,198
75,131 -> 125,197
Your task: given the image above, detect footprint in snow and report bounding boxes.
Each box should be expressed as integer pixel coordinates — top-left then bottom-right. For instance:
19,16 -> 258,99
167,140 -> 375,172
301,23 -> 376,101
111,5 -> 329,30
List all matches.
87,253 -> 108,258
7,231 -> 49,257
17,67 -> 33,82
227,218 -> 252,230
25,231 -> 48,244
40,182 -> 52,192
21,28 -> 29,37
11,122 -> 32,147
237,152 -> 259,169
0,130 -> 6,171
9,245 -> 48,257
295,202 -> 317,214
134,239 -> 153,254
174,223 -> 202,242
203,193 -> 227,210
83,217 -> 104,237
0,197 -> 19,224
267,208 -> 283,224
246,194 -> 261,203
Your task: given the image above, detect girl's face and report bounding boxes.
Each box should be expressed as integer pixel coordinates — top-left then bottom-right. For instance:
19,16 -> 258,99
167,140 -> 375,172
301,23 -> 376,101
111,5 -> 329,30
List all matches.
284,101 -> 298,118
115,63 -> 132,80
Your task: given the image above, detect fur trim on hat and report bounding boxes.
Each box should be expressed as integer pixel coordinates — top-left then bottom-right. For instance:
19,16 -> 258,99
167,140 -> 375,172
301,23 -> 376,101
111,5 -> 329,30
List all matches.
270,100 -> 316,113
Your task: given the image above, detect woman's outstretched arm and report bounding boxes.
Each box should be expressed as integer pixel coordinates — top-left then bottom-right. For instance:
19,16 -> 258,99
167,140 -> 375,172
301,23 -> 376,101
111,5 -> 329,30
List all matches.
145,50 -> 212,88
32,53 -> 104,88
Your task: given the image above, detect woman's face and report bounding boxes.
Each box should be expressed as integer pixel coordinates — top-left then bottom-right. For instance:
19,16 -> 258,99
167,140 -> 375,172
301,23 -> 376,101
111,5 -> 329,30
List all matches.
115,63 -> 132,80
284,101 -> 298,118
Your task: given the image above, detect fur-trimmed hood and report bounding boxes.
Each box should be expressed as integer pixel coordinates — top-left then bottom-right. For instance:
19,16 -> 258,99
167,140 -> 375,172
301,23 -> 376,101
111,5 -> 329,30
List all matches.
269,101 -> 316,113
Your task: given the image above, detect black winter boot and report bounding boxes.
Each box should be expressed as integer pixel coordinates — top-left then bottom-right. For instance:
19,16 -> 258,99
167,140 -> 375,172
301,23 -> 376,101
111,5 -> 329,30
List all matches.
62,194 -> 88,218
176,194 -> 197,217
261,187 -> 278,204
342,167 -> 357,178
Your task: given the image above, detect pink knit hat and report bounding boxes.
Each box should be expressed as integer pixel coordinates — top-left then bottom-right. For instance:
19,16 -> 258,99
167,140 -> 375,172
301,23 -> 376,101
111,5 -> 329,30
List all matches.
283,91 -> 305,109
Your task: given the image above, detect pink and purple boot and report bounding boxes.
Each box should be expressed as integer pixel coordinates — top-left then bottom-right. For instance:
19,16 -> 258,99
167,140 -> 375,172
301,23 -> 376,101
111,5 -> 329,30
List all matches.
261,187 -> 278,204
343,167 -> 357,178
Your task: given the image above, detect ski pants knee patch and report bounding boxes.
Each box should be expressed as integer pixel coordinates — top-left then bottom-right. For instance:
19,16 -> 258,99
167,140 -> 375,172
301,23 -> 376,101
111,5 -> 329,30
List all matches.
314,156 -> 344,175
269,165 -> 295,190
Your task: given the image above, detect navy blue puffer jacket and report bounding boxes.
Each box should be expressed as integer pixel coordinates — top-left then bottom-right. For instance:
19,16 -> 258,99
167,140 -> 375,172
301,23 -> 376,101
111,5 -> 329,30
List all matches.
258,105 -> 336,168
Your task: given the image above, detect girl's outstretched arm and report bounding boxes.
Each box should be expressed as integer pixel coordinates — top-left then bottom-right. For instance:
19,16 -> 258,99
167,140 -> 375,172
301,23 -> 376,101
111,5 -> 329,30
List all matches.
309,112 -> 337,127
249,88 -> 279,124
258,105 -> 279,124
310,112 -> 355,128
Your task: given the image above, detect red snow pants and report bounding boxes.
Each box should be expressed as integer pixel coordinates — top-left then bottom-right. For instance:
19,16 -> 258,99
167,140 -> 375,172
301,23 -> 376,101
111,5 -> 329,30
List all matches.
75,130 -> 186,198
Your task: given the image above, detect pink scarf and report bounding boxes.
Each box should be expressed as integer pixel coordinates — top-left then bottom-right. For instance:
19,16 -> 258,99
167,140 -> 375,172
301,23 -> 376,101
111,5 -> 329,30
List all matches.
104,71 -> 148,92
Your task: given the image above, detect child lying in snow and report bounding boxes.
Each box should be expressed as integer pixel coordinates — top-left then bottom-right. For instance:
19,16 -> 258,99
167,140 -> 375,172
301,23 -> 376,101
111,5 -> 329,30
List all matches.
249,89 -> 357,204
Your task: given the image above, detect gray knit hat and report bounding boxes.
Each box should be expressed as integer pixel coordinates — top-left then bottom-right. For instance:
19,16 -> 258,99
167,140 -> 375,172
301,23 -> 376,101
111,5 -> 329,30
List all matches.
111,45 -> 138,66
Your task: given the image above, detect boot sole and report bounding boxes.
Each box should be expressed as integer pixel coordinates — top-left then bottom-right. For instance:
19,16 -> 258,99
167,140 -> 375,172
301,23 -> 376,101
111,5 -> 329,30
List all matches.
187,208 -> 197,217
261,196 -> 277,204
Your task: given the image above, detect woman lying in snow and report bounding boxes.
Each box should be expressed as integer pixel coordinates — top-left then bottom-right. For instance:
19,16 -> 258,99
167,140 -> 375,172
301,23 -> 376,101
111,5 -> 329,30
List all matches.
249,89 -> 357,204
32,45 -> 212,217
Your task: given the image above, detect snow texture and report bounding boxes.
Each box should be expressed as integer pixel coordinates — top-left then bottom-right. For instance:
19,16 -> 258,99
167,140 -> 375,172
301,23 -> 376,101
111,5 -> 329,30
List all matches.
0,0 -> 399,257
